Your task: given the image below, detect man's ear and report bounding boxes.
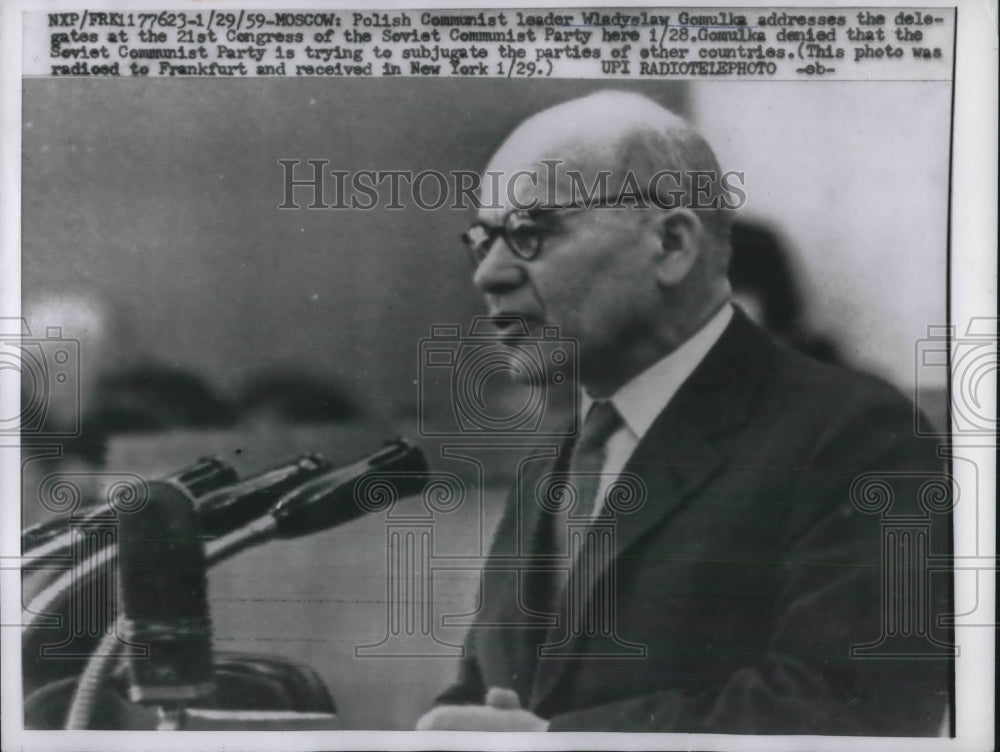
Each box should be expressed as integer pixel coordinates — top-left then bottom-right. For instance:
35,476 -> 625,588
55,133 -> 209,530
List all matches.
653,208 -> 701,287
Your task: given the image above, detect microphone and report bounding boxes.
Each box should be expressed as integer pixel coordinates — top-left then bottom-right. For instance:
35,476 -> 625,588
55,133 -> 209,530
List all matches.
117,480 -> 214,708
195,454 -> 329,537
23,456 -> 237,554
24,454 -> 324,565
117,442 -> 425,711
161,456 -> 239,499
270,440 -> 428,538
24,454 -> 331,637
205,440 -> 429,565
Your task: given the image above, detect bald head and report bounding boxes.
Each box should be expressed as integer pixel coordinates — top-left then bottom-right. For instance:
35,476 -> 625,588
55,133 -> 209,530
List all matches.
481,91 -> 733,260
487,91 -> 688,178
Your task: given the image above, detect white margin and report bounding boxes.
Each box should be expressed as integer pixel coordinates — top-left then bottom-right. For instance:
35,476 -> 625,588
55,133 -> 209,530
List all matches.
0,0 -> 995,750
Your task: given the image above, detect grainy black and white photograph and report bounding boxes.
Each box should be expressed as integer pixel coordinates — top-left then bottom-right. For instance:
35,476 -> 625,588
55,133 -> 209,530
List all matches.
2,2 -> 996,750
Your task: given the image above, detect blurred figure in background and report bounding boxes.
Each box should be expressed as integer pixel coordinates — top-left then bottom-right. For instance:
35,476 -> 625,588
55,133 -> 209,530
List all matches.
22,363 -> 234,530
87,365 -> 235,433
237,370 -> 361,428
729,219 -> 842,365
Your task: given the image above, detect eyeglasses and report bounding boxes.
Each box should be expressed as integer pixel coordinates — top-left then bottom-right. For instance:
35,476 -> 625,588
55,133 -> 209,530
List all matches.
462,209 -> 550,267
461,193 -> 658,268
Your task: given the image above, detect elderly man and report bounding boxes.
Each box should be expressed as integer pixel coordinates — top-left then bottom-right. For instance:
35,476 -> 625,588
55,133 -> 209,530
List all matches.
417,91 -> 952,735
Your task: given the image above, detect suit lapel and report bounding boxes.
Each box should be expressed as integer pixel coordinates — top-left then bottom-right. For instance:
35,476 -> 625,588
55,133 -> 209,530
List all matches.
530,309 -> 775,710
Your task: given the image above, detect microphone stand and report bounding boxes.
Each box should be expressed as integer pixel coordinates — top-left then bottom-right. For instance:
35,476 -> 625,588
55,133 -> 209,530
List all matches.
61,519 -> 284,730
61,515 -> 312,731
56,439 -> 427,730
204,515 -> 277,567
28,513 -> 281,634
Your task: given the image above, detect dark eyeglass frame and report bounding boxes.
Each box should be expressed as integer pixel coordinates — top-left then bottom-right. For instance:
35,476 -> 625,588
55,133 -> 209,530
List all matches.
461,192 -> 657,268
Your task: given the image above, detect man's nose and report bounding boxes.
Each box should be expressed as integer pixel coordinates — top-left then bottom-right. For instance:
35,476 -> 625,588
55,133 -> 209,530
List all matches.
472,238 -> 526,295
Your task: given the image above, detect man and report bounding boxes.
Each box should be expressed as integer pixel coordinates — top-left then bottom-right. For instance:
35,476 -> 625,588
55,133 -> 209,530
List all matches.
417,91 -> 952,734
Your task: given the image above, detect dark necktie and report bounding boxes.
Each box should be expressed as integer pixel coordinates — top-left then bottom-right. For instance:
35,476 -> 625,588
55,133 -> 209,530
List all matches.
568,400 -> 623,520
540,400 -> 624,633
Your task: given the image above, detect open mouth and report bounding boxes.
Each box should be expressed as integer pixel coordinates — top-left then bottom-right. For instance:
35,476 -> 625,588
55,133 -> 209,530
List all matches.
488,313 -> 540,341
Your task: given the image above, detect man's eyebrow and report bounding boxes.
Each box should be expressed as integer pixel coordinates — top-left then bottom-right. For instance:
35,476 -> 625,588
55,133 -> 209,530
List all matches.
475,208 -> 506,223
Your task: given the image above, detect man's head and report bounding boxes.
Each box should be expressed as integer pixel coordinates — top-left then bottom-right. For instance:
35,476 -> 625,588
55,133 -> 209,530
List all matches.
467,91 -> 733,396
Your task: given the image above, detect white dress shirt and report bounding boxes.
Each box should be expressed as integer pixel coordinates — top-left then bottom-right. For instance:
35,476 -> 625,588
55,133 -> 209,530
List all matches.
580,304 -> 733,516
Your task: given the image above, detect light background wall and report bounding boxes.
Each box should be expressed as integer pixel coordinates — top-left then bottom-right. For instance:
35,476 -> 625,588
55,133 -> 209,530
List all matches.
692,81 -> 951,387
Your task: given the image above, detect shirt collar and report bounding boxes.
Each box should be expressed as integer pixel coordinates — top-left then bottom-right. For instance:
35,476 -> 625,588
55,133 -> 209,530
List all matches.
580,304 -> 733,442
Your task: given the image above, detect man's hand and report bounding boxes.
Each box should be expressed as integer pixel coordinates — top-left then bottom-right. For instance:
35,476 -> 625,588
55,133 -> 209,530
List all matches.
415,687 -> 549,731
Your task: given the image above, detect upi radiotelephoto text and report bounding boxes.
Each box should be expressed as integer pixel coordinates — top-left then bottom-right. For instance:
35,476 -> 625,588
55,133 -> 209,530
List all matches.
28,8 -> 954,80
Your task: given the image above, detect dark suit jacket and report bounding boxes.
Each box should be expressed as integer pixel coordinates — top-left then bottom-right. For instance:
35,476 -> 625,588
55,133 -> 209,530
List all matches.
436,310 -> 953,735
